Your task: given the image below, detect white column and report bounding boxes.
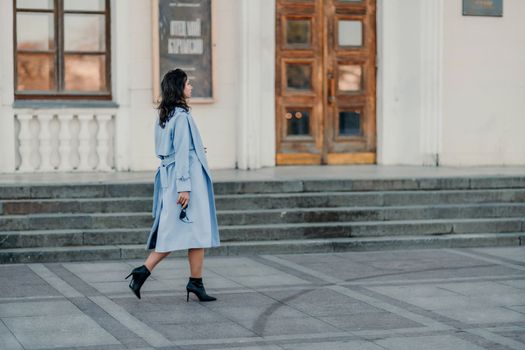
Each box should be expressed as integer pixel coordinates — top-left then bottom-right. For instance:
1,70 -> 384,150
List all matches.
236,0 -> 276,170
38,114 -> 54,171
112,0 -> 131,171
0,0 -> 16,173
377,0 -> 443,165
419,0 -> 444,166
236,0 -> 256,170
58,115 -> 74,171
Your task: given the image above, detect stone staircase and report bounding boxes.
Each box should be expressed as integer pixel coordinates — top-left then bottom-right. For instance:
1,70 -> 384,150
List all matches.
1,176 -> 524,263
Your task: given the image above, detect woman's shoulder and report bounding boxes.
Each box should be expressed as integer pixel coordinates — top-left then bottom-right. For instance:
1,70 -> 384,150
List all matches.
172,107 -> 192,124
161,108 -> 188,125
174,106 -> 191,117
163,108 -> 191,133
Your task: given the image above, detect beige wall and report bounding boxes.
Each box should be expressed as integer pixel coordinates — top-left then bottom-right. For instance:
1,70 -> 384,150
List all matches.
125,0 -> 276,171
441,0 -> 525,165
0,0 -> 275,173
1,0 -> 524,173
123,0 -> 241,171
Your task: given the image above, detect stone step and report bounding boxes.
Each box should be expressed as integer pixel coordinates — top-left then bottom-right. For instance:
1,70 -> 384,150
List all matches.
218,188 -> 525,210
219,203 -> 525,226
1,217 -> 524,249
1,176 -> 525,199
1,175 -> 524,264
0,232 -> 522,263
3,188 -> 525,214
0,197 -> 152,215
2,203 -> 525,231
0,183 -> 153,200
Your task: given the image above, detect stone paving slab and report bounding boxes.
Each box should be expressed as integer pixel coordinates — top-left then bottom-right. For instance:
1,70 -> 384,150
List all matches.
471,247 -> 525,264
374,334 -> 488,350
0,247 -> 524,349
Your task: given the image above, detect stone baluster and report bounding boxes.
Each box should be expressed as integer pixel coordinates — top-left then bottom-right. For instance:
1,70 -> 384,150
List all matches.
17,114 -> 34,172
58,115 -> 74,171
96,114 -> 112,171
38,114 -> 54,172
78,114 -> 93,171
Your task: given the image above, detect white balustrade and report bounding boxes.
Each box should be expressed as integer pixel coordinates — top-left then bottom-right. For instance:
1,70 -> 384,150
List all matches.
14,112 -> 116,172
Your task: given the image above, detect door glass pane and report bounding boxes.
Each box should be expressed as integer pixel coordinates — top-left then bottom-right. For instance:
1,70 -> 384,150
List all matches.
286,64 -> 312,90
16,13 -> 54,50
339,111 -> 361,136
286,110 -> 310,136
339,65 -> 362,91
16,0 -> 54,9
338,20 -> 362,47
286,19 -> 311,46
64,0 -> 105,11
64,54 -> 106,91
17,53 -> 55,91
64,14 -> 106,51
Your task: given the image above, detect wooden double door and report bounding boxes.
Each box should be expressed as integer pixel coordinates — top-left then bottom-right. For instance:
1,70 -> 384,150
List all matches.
276,0 -> 376,165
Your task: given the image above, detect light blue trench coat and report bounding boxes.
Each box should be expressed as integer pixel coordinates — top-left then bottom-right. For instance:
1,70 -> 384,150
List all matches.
146,107 -> 220,252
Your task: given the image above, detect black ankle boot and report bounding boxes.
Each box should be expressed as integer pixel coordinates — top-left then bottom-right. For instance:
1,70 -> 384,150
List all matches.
186,277 -> 217,302
125,265 -> 151,299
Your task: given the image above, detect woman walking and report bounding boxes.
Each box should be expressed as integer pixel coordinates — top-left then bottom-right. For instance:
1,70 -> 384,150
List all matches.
125,69 -> 220,302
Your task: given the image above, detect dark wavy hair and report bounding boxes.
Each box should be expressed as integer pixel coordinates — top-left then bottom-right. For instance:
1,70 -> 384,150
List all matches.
157,69 -> 190,128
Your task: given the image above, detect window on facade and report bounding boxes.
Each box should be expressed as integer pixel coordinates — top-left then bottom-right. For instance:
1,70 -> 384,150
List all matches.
14,0 -> 111,100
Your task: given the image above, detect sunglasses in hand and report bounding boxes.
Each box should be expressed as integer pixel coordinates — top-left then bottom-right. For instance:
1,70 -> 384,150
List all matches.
179,205 -> 193,223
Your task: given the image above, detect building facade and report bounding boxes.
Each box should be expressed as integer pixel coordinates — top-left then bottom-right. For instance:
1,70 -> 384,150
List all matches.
0,0 -> 524,173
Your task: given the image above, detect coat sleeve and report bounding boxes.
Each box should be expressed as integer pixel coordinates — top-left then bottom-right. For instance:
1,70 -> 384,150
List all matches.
173,112 -> 192,192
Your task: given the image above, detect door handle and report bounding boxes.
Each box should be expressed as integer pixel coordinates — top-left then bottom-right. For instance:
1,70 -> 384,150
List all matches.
327,72 -> 335,104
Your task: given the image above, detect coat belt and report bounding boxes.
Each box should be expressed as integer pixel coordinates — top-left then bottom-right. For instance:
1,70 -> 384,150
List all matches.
152,149 -> 196,218
152,153 -> 176,218
159,153 -> 176,189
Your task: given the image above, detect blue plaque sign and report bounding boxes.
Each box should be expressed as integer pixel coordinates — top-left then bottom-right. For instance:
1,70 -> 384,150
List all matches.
463,0 -> 503,17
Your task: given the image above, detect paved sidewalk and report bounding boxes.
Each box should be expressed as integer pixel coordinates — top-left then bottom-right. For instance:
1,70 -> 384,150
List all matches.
0,247 -> 524,350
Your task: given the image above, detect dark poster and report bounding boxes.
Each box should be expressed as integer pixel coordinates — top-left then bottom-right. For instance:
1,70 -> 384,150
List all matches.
158,0 -> 213,100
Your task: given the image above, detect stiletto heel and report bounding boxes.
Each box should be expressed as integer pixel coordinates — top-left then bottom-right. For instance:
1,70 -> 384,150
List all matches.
125,272 -> 132,279
186,277 -> 216,302
125,265 -> 151,299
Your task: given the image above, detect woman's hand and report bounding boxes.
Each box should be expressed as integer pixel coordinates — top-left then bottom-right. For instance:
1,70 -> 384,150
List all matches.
177,191 -> 190,208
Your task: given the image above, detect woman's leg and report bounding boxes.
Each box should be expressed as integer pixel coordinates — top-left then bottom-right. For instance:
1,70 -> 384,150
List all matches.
186,248 -> 215,301
144,251 -> 170,272
188,248 -> 204,278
